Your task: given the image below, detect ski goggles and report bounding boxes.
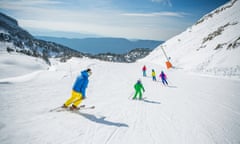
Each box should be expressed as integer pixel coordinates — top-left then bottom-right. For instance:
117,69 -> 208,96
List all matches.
88,71 -> 92,76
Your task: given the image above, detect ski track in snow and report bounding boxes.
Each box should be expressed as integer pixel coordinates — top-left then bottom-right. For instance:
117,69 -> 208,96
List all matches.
0,58 -> 240,144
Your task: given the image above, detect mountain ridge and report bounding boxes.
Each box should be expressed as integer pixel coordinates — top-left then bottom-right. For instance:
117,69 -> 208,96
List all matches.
36,36 -> 162,54
141,0 -> 240,78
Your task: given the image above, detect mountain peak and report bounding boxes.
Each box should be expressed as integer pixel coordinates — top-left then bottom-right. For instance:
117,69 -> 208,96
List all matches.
195,0 -> 238,25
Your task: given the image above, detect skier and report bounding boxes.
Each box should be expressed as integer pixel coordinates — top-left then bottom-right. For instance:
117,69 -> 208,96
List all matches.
62,68 -> 92,110
142,65 -> 147,77
151,69 -> 157,81
159,71 -> 168,86
133,80 -> 145,100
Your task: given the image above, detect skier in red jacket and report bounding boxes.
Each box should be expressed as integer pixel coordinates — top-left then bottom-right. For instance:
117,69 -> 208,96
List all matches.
142,65 -> 147,77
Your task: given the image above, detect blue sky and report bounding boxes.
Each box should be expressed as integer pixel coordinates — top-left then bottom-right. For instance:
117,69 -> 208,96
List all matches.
0,0 -> 230,40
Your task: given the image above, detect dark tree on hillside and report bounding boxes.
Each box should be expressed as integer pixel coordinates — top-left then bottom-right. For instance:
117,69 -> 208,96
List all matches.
42,49 -> 50,65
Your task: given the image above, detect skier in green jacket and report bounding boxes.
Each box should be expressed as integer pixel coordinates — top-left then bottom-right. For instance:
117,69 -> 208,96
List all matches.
133,80 -> 145,100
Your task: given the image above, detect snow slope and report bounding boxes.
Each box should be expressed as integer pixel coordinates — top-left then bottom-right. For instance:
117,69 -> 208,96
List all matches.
0,56 -> 239,144
0,43 -> 48,79
140,0 -> 240,78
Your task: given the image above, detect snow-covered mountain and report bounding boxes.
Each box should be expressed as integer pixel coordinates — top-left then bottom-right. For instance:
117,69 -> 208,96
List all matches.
0,13 -> 87,65
141,0 -> 240,78
89,48 -> 152,63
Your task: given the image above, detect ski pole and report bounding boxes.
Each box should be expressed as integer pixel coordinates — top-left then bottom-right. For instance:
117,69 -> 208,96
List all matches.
128,92 -> 134,99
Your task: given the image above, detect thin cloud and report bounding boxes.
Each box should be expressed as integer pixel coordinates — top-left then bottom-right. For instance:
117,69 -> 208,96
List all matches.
0,0 -> 62,7
122,12 -> 186,17
0,0 -> 63,15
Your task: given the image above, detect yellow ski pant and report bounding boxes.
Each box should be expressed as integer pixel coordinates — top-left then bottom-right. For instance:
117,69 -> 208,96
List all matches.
64,90 -> 83,107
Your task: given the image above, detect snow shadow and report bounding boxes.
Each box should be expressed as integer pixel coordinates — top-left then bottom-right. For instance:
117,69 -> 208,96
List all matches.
172,66 -> 183,69
76,112 -> 129,127
0,122 -> 5,130
156,81 -> 178,88
0,82 -> 12,84
143,99 -> 161,104
167,85 -> 177,88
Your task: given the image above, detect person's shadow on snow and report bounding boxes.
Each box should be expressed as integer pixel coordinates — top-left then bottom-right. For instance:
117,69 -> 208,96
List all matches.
143,99 -> 161,104
75,112 -> 129,127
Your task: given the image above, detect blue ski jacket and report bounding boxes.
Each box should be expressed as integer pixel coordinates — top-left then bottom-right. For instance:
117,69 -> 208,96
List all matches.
72,70 -> 89,98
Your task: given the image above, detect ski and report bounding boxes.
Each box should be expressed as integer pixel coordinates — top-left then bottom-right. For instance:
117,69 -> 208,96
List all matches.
49,105 -> 87,112
62,106 -> 95,112
50,105 -> 95,112
131,97 -> 147,101
49,106 -> 62,112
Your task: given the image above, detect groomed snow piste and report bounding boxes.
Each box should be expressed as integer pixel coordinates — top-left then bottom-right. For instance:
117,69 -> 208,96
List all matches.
0,55 -> 239,144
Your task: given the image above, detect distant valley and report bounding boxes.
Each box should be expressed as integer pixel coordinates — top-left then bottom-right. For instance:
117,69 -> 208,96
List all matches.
36,36 -> 163,54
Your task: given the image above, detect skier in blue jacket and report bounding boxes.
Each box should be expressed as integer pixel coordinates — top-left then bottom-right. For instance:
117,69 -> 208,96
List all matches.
62,68 -> 92,110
